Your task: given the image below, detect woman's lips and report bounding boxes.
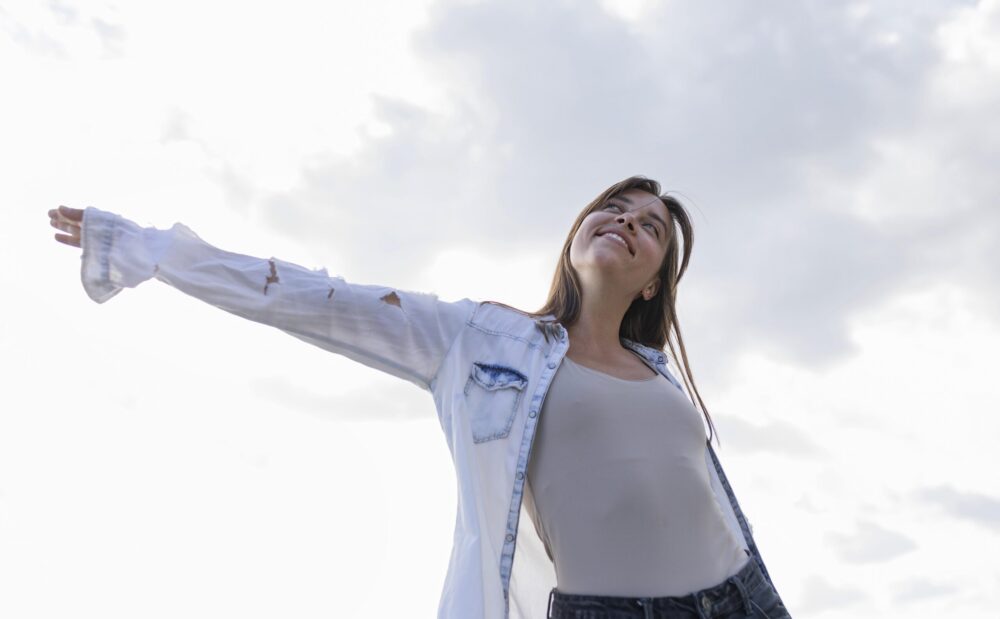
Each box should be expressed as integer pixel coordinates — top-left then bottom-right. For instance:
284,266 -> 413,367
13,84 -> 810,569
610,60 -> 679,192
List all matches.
598,233 -> 632,255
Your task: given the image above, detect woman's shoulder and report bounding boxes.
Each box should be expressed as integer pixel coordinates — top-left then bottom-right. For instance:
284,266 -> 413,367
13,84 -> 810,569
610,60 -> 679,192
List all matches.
473,300 -> 561,343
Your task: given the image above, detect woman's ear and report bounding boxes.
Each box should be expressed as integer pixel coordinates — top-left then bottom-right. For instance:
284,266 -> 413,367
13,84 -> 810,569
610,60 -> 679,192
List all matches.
644,280 -> 659,300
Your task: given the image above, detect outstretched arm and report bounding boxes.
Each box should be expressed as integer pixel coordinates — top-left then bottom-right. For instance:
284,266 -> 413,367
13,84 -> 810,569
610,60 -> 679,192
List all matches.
51,205 -> 477,392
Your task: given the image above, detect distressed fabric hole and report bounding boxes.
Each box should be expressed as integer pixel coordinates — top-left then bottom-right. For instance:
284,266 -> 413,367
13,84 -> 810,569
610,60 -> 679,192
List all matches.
263,259 -> 280,295
380,291 -> 401,307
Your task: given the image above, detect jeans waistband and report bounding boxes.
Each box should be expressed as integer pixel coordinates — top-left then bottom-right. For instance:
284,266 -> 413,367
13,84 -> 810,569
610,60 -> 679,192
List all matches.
547,549 -> 761,619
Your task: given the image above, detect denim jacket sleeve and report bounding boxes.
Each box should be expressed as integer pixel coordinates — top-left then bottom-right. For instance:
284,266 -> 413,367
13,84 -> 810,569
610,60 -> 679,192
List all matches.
79,206 -> 477,392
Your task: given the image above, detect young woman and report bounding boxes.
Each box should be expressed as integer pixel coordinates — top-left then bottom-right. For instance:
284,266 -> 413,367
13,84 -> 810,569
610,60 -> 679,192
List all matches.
49,175 -> 791,618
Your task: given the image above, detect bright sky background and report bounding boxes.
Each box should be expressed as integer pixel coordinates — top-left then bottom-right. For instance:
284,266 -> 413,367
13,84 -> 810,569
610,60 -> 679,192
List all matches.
3,1 -> 1000,617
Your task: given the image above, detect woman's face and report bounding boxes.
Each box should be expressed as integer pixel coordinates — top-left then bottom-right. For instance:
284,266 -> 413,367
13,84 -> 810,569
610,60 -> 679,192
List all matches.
569,188 -> 670,298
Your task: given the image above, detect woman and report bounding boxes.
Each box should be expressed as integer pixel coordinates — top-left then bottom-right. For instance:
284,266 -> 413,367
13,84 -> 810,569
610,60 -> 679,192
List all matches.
49,175 -> 791,618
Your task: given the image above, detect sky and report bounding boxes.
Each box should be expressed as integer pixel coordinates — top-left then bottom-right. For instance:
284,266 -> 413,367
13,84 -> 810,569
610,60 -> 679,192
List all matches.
2,0 -> 1000,617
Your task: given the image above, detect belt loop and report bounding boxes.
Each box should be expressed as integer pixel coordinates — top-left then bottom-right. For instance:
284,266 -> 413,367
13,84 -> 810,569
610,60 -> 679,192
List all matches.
547,588 -> 556,618
692,593 -> 711,619
728,573 -> 753,617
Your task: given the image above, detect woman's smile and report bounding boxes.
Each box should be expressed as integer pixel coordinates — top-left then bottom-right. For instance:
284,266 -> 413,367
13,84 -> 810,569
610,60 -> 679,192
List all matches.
597,232 -> 634,256
602,235 -> 629,252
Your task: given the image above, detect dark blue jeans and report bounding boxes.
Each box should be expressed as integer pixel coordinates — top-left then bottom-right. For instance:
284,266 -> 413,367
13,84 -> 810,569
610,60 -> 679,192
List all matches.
546,550 -> 791,618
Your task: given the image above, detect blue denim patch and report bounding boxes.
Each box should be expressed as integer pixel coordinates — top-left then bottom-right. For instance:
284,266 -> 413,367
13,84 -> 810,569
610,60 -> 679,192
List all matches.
464,362 -> 528,443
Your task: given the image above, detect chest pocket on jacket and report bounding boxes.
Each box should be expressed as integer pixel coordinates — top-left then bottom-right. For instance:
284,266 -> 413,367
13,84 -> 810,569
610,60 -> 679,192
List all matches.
463,362 -> 529,443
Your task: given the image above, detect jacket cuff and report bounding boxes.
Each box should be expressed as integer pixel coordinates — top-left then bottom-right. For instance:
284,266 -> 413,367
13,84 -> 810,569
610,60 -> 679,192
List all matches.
81,206 -> 122,303
80,206 -> 158,303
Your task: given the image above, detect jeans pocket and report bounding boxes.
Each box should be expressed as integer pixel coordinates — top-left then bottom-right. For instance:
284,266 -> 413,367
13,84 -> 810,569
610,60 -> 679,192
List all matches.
464,361 -> 528,443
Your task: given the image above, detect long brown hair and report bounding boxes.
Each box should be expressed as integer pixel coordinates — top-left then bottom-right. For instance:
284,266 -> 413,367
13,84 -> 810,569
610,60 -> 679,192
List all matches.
483,175 -> 719,448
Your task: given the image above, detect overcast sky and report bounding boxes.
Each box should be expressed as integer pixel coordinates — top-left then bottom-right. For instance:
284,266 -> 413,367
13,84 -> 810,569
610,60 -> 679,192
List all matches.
3,1 -> 1000,617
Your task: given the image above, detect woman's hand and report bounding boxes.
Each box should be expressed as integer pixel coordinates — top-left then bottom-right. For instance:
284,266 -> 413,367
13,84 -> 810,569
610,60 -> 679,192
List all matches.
49,205 -> 83,248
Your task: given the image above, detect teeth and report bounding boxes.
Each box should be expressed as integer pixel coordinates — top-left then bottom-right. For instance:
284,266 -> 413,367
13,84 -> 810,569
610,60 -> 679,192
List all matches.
601,233 -> 629,251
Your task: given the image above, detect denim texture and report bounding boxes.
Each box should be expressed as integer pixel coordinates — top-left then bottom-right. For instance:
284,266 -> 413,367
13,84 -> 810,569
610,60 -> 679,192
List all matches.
548,550 -> 791,618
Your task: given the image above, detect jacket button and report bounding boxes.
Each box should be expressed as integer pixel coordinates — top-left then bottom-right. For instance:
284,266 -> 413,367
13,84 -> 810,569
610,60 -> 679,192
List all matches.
517,472 -> 523,480
547,361 -> 557,369
506,534 -> 514,542
529,411 -> 536,418
658,356 -> 664,363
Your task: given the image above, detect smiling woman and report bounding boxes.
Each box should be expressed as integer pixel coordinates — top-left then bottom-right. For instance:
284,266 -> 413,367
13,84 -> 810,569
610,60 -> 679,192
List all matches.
46,175 -> 790,619
483,176 -> 716,448
477,175 -> 791,618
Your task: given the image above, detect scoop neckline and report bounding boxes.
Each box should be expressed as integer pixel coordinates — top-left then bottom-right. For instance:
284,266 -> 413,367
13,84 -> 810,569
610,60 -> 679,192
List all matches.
563,355 -> 660,383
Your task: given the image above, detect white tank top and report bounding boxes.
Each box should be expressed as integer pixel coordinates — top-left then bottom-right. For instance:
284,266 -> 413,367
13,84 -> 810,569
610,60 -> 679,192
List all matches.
522,350 -> 750,597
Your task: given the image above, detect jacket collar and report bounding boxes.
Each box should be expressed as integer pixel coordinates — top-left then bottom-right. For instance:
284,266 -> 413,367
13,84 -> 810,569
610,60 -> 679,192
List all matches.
532,315 -> 668,369
621,337 -> 668,369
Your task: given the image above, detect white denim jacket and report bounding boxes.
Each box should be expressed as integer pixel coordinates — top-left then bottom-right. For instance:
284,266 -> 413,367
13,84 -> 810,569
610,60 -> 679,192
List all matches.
79,207 -> 782,619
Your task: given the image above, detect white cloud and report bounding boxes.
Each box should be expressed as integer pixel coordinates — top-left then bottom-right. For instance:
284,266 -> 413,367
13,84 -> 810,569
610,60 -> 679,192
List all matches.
4,1 -> 999,617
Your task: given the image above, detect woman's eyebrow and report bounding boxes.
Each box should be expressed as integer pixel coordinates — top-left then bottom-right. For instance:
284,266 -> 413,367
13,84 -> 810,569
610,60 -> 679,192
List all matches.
607,197 -> 668,233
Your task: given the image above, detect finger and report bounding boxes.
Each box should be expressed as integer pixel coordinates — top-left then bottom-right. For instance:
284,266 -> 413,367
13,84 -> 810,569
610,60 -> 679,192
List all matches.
50,209 -> 76,225
54,233 -> 81,248
58,205 -> 84,221
51,219 -> 80,234
49,219 -> 82,232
